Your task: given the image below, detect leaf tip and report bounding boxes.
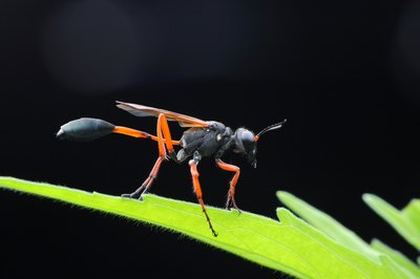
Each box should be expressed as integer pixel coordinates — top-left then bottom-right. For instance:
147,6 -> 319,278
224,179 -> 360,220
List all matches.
275,207 -> 294,223
370,238 -> 382,247
276,191 -> 293,202
362,193 -> 376,204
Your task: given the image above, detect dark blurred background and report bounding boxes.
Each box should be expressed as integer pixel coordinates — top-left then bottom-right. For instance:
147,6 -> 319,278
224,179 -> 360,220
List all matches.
1,0 -> 419,278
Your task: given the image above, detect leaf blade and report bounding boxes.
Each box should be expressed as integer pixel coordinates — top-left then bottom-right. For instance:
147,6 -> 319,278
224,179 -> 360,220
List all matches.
0,177 -> 412,279
363,194 -> 420,250
277,191 -> 378,260
371,239 -> 420,279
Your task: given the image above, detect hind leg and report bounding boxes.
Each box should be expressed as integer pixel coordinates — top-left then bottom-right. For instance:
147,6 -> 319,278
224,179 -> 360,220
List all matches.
122,114 -> 169,198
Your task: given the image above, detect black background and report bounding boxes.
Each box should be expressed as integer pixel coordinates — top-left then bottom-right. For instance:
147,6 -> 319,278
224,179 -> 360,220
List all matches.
1,0 -> 419,278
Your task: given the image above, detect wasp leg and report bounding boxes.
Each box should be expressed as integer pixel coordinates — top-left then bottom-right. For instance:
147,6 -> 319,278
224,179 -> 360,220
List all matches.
121,156 -> 164,199
189,153 -> 218,237
215,159 -> 241,211
122,115 -> 170,199
113,126 -> 180,145
157,113 -> 181,162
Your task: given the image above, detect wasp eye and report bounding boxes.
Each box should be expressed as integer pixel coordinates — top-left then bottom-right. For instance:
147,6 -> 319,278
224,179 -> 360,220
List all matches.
234,128 -> 256,155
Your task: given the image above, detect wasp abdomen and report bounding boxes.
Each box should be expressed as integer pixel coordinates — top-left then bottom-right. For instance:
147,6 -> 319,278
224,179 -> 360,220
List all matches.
56,118 -> 115,141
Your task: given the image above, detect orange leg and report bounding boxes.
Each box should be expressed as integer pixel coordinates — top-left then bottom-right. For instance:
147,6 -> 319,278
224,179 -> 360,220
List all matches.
189,158 -> 218,237
121,156 -> 164,198
157,114 -> 179,161
215,159 -> 241,211
156,115 -> 167,159
122,115 -> 175,198
113,126 -> 180,145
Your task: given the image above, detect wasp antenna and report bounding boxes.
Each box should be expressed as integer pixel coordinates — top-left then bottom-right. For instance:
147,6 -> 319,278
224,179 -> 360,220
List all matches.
255,119 -> 287,141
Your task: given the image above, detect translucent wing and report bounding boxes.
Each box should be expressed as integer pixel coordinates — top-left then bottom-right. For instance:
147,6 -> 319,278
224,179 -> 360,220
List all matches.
116,101 -> 209,128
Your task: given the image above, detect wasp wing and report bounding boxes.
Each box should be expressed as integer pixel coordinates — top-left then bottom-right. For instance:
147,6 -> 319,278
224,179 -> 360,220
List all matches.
116,101 -> 209,128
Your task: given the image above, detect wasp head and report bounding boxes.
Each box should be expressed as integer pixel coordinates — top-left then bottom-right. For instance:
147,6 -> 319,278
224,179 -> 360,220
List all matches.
233,128 -> 258,168
233,119 -> 287,168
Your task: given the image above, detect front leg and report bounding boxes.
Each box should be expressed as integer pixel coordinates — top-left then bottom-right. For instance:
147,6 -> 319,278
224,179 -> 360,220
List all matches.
215,159 -> 241,211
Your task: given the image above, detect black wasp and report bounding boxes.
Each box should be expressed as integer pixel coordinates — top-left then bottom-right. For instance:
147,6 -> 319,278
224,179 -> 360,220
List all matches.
57,101 -> 286,236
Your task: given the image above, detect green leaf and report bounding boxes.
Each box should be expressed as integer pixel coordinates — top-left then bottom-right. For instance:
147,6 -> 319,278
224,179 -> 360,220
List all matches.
371,239 -> 420,278
277,191 -> 419,278
363,194 -> 420,250
277,191 -> 378,259
0,177 -> 416,278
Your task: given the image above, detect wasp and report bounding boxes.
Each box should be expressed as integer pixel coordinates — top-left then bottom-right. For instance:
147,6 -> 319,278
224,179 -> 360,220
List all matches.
57,101 -> 286,236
